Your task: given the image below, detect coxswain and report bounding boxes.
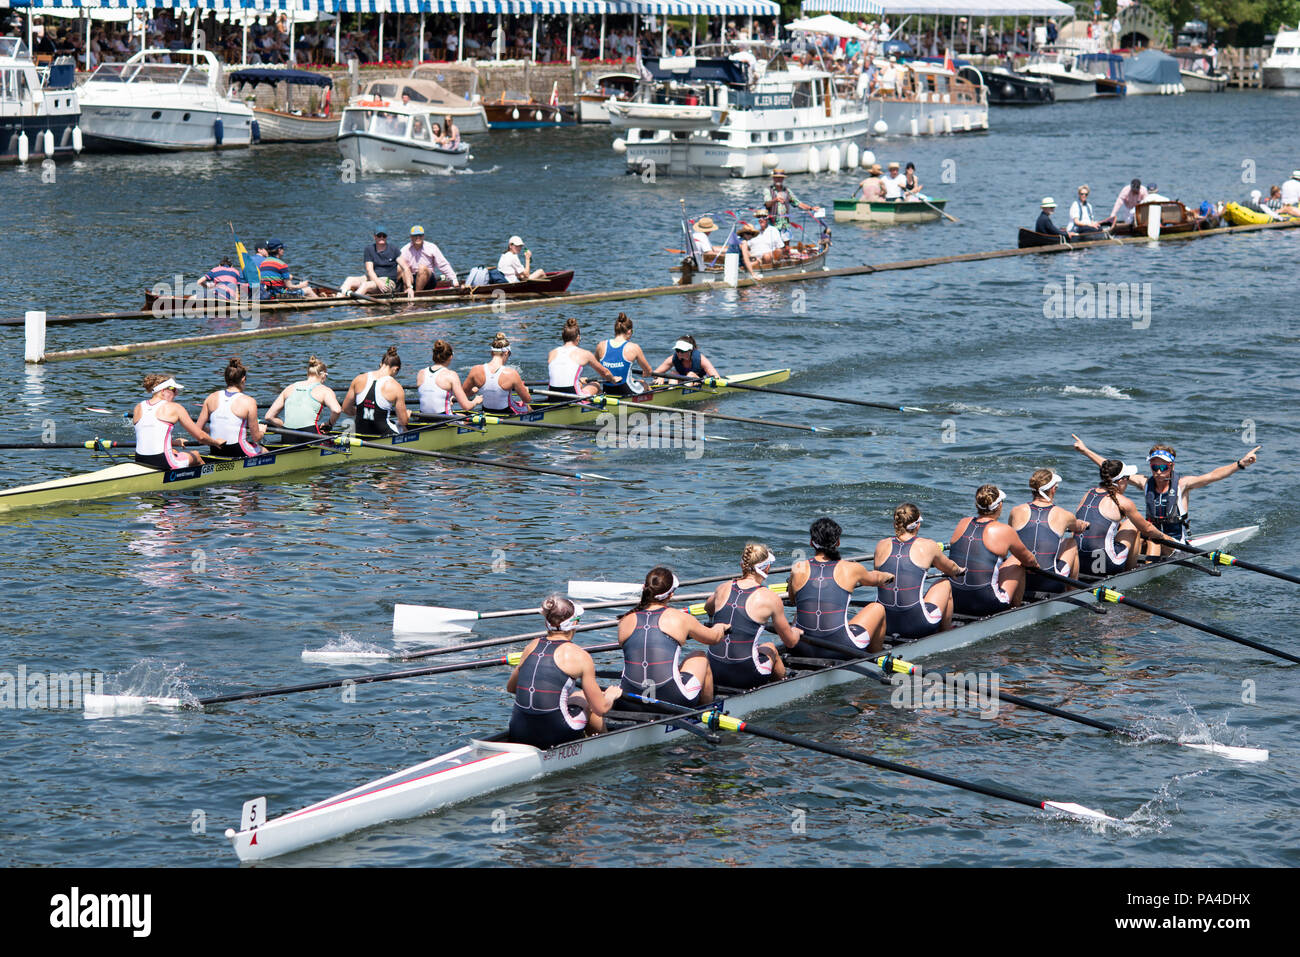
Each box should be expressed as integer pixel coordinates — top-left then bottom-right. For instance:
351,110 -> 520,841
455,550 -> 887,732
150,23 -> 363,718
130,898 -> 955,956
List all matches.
1072,435 -> 1260,554
1073,460 -> 1169,573
132,375 -> 216,469
416,340 -> 480,419
789,517 -> 894,657
617,566 -> 726,711
545,318 -> 614,399
506,595 -> 620,749
341,345 -> 409,435
196,358 -> 266,457
703,543 -> 802,688
653,335 -> 720,381
1035,197 -> 1068,237
265,355 -> 342,438
947,485 -> 1040,614
1007,470 -> 1088,593
594,312 -> 653,396
464,333 -> 531,414
873,504 -> 964,640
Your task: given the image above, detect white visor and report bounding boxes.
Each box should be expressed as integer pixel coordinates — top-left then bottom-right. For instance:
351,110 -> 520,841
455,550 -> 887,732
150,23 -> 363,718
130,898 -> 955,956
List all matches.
753,554 -> 775,579
905,517 -> 922,532
673,340 -> 694,352
1117,463 -> 1139,479
654,573 -> 680,601
1037,472 -> 1063,494
152,377 -> 183,394
981,489 -> 1006,512
557,602 -> 585,632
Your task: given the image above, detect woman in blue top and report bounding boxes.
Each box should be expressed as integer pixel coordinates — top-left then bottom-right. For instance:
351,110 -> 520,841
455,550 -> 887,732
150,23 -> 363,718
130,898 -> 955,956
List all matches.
594,312 -> 653,397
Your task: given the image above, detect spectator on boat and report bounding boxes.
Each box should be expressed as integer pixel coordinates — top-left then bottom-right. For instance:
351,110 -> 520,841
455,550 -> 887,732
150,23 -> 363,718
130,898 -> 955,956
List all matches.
199,257 -> 243,301
1068,185 -> 1103,234
1144,182 -> 1171,202
749,210 -> 787,266
856,163 -> 887,201
340,230 -> 411,298
1108,178 -> 1147,226
903,161 -> 924,198
654,335 -> 720,381
764,169 -> 812,242
882,161 -> 908,200
266,355 -> 342,438
443,115 -> 461,147
196,358 -> 266,458
400,225 -> 458,295
1280,170 -> 1300,208
260,241 -> 319,299
691,216 -> 721,256
1035,197 -> 1068,237
497,236 -> 545,282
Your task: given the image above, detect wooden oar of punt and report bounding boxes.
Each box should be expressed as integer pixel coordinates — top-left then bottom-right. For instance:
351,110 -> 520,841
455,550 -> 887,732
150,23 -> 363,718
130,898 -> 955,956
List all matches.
621,692 -> 1118,823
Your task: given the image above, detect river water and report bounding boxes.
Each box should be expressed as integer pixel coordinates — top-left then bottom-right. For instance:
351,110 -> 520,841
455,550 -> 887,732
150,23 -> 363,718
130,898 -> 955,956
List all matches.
1,89 -> 1297,867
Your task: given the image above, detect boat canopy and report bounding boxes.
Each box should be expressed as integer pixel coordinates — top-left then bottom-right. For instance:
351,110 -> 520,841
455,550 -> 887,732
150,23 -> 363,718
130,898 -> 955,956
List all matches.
1078,52 -> 1124,79
362,76 -> 471,105
643,56 -> 750,86
229,68 -> 333,89
1123,49 -> 1181,85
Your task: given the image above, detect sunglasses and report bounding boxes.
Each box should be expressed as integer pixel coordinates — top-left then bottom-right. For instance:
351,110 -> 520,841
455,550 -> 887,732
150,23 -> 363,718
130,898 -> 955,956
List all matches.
1150,463 -> 1170,472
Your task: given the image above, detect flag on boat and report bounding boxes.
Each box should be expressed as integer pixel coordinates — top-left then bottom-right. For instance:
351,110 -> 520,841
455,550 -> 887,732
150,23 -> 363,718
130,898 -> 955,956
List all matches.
549,81 -> 558,107
943,48 -> 955,73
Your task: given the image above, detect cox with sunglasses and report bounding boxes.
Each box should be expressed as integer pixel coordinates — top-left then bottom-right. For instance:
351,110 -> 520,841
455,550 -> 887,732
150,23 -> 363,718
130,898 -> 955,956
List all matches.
1072,434 -> 1261,555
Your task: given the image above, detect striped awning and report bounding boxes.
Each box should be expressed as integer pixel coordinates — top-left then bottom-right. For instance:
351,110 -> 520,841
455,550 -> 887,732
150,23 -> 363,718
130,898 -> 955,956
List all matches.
332,0 -> 611,11
608,0 -> 780,13
797,0 -> 886,13
10,0 -> 325,9
801,0 -> 1072,13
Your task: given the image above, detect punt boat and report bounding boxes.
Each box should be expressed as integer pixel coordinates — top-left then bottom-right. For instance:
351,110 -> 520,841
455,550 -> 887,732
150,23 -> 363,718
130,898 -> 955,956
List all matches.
833,197 -> 947,225
671,239 -> 830,285
0,370 -> 788,515
226,524 -> 1258,861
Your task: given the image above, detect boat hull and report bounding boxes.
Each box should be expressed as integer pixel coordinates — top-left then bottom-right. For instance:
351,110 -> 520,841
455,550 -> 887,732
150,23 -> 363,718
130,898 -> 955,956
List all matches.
337,130 -> 469,172
1262,65 -> 1300,88
254,108 -> 338,143
833,198 -> 946,224
608,100 -> 726,131
483,102 -> 575,129
0,111 -> 81,162
1018,227 -> 1114,248
77,102 -> 254,151
670,244 -> 829,284
1125,80 -> 1185,95
1179,70 -> 1226,92
228,524 -> 1259,861
866,98 -> 989,136
0,370 -> 789,514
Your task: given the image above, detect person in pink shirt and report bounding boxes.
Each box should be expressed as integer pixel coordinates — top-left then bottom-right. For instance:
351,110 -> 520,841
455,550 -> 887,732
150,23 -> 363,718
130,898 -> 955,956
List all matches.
399,225 -> 458,297
1108,178 -> 1148,226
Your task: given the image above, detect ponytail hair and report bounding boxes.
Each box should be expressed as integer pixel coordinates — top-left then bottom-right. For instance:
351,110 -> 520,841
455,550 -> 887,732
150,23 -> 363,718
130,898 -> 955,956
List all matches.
561,317 -> 581,343
490,332 -> 511,354
432,340 -> 453,365
740,542 -> 774,578
306,355 -> 327,378
627,565 -> 677,614
541,594 -> 578,632
380,345 -> 401,372
1099,459 -> 1127,512
809,517 -> 842,561
614,311 -> 633,337
223,357 -> 247,387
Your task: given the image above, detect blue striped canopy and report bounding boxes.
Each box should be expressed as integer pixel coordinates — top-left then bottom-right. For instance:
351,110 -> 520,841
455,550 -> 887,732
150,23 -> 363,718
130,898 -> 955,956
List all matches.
10,0 -> 781,12
798,0 -> 885,13
10,0 -> 327,9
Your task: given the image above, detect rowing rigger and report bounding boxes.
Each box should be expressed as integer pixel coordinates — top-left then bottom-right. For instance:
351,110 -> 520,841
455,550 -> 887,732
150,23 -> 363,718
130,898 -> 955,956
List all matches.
216,524 -> 1263,862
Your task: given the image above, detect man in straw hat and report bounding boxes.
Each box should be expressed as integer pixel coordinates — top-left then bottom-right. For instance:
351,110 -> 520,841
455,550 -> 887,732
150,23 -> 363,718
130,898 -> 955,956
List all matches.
1035,197 -> 1068,238
764,168 -> 812,242
1280,169 -> 1300,209
691,216 -> 721,257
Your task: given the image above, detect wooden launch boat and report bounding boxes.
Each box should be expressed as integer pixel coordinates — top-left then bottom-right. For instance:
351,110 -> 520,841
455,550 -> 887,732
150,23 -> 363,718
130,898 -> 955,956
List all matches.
833,197 -> 947,225
1108,201 -> 1218,236
142,271 -> 576,316
229,67 -> 338,143
670,240 -> 830,285
483,93 -> 576,129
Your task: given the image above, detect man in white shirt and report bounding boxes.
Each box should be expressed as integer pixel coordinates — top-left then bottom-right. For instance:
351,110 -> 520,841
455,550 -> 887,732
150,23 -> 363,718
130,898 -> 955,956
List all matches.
497,235 -> 545,282
691,216 -> 720,257
446,32 -> 458,57
747,211 -> 785,265
400,225 -> 458,295
1108,178 -> 1147,224
882,161 -> 907,199
1280,170 -> 1300,207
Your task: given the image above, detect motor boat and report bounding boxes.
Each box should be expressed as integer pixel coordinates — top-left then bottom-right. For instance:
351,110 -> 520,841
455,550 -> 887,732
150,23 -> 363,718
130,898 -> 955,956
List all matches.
1262,27 -> 1300,88
77,48 -> 254,151
229,67 -> 336,143
1020,47 -> 1099,100
0,37 -> 81,163
867,59 -> 990,135
576,71 -> 638,123
337,86 -> 471,172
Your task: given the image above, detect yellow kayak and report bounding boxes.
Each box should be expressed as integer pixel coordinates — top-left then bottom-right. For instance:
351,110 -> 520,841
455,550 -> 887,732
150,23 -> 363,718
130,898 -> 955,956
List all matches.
1223,201 -> 1294,226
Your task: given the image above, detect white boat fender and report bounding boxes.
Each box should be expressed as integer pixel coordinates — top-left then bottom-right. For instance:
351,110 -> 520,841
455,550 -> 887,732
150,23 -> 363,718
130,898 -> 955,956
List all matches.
612,137 -> 627,153
873,120 -> 887,134
860,148 -> 875,168
806,146 -> 820,173
512,108 -> 520,119
762,152 -> 778,169
18,131 -> 29,163
845,142 -> 859,168
72,126 -> 83,153
43,129 -> 55,156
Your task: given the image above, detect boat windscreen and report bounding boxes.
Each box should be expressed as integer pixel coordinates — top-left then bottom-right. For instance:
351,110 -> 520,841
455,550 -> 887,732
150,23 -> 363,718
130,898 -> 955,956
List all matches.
644,57 -> 749,86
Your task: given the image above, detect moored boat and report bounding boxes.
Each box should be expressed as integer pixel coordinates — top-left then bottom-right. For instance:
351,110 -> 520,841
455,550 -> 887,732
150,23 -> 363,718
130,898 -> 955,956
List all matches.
1262,27 -> 1300,88
1167,50 -> 1228,92
576,71 -> 638,123
483,94 -> 575,129
1017,227 -> 1115,248
0,38 -> 81,163
957,63 -> 1055,105
1221,201 -> 1295,226
670,239 -> 830,284
1108,200 -> 1214,236
0,369 -> 788,514
224,524 -> 1259,861
1122,49 -> 1186,95
229,67 -> 337,143
867,59 -> 989,135
833,197 -> 947,224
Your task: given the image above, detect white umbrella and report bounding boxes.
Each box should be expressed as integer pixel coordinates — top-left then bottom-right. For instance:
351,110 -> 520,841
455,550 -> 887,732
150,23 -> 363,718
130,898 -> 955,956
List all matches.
785,15 -> 872,42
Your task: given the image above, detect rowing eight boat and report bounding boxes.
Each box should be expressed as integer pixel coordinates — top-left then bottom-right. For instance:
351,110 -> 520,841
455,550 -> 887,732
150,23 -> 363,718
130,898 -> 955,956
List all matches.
225,524 -> 1258,861
0,369 -> 789,514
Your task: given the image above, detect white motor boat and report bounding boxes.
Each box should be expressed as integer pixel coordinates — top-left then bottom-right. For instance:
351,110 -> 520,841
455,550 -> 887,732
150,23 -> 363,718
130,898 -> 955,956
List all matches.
615,47 -> 873,178
1020,47 -> 1099,100
576,71 -> 637,123
337,93 -> 470,172
0,37 -> 82,163
867,59 -> 989,136
1263,27 -> 1300,88
77,48 -> 253,151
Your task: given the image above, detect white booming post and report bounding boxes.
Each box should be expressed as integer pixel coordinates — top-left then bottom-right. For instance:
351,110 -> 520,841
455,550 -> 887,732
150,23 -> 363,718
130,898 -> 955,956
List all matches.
661,18 -> 666,55
25,311 -> 46,364
379,13 -> 385,63
599,12 -> 605,59
84,14 -> 90,71
290,11 -> 296,65
531,13 -> 537,63
458,14 -> 464,62
567,13 -> 572,61
335,13 -> 340,64
1147,206 -> 1162,239
690,16 -> 696,52
242,18 -> 248,65
723,253 -> 739,287
419,12 -> 425,62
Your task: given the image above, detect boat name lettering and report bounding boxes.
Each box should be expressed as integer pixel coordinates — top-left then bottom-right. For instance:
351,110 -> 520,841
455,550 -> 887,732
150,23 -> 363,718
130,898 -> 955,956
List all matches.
521,412 -> 545,422
737,91 -> 792,109
242,454 -> 276,468
545,741 -> 583,761
393,432 -> 420,445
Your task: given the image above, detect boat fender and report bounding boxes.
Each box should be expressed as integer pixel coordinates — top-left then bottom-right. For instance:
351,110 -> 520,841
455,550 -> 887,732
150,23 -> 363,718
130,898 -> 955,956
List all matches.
72,126 -> 82,153
43,129 -> 55,156
214,118 -> 224,146
17,132 -> 29,164
251,119 -> 261,143
1002,82 -> 1015,97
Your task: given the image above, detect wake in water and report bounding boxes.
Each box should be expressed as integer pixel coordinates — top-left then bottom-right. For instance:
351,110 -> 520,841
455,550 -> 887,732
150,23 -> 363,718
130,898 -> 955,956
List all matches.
1062,384 -> 1133,401
86,658 -> 196,718
301,631 -> 392,663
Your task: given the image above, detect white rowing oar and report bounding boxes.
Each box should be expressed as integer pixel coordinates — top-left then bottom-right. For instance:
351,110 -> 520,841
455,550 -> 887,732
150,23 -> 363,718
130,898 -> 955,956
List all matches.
392,584 -> 787,634
622,693 -> 1118,824
651,370 -> 931,414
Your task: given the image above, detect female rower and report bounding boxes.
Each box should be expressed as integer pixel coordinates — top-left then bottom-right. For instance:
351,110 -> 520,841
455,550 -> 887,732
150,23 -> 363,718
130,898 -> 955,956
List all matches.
618,566 -> 727,711
265,355 -> 342,439
1072,435 -> 1260,554
341,346 -> 409,436
948,485 -> 1040,615
546,318 -> 614,399
416,340 -> 481,419
196,358 -> 265,458
703,543 -> 803,688
873,504 -> 963,640
506,595 -> 619,749
653,335 -> 720,382
1007,470 -> 1089,593
789,517 -> 894,657
464,333 -> 531,414
1074,460 -> 1166,574
132,374 -> 216,469
594,313 -> 653,396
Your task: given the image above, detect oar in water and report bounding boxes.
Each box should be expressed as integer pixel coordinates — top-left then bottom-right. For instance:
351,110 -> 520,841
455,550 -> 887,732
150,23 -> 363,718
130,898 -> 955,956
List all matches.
393,583 -> 788,634
532,389 -> 827,433
914,195 -> 959,224
266,425 -> 621,483
1160,539 -> 1300,587
87,642 -> 625,715
621,693 -> 1119,824
650,371 -> 931,414
1031,567 -> 1300,665
0,439 -> 121,450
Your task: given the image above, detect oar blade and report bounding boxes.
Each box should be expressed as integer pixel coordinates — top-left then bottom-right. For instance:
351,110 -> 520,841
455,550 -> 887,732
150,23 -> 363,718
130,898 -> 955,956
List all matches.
392,603 -> 476,634
84,693 -> 184,716
1042,800 -> 1118,823
1179,741 -> 1269,763
569,580 -> 641,601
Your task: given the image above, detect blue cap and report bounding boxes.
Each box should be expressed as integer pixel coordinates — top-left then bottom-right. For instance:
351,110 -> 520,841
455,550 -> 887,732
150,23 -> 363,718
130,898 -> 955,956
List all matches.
267,238 -> 284,250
